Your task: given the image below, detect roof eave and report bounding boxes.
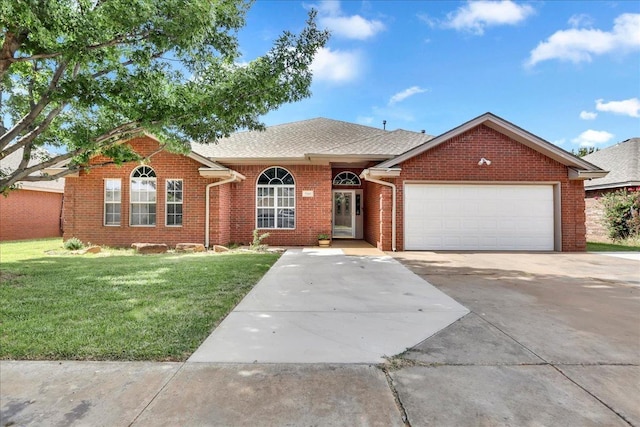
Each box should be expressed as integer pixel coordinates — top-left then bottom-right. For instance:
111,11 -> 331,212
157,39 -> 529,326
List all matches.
360,167 -> 402,178
198,168 -> 246,180
14,184 -> 64,193
305,153 -> 393,163
568,168 -> 609,180
376,112 -> 606,171
585,180 -> 640,191
42,167 -> 79,177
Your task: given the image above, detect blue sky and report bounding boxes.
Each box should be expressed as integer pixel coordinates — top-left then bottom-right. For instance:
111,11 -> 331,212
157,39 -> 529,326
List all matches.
237,0 -> 640,150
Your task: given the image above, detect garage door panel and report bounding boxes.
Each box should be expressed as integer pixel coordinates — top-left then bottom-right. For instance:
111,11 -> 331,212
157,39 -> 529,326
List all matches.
405,184 -> 554,251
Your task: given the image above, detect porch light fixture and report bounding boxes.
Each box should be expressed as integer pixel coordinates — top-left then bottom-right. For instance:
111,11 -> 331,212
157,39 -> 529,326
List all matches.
478,157 -> 492,166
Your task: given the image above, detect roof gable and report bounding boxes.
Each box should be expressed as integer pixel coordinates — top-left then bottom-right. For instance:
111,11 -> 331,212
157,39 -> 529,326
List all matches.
375,112 -> 604,172
583,138 -> 640,190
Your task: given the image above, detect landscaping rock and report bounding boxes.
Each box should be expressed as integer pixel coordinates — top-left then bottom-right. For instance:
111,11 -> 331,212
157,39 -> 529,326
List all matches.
175,243 -> 206,253
83,246 -> 102,254
212,245 -> 230,253
131,243 -> 168,254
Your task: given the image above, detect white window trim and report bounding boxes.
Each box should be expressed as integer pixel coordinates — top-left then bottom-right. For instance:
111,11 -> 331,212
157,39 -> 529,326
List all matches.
104,178 -> 121,227
165,179 -> 183,227
130,166 -> 157,227
256,166 -> 296,230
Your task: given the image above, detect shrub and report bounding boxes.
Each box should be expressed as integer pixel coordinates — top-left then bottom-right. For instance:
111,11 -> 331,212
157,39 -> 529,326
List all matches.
249,229 -> 270,251
63,237 -> 84,250
600,190 -> 640,240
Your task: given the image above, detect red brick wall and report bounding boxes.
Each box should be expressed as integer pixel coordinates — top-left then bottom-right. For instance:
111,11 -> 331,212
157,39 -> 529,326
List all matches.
227,165 -> 333,246
0,189 -> 63,241
383,124 -> 585,252
63,137 -> 218,247
363,181 -> 392,250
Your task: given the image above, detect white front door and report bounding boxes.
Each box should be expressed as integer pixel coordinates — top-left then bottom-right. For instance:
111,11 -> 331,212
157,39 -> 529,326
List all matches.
333,190 -> 356,238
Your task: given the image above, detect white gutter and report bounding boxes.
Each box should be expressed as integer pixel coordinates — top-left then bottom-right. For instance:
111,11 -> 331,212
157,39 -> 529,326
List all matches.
361,169 -> 397,252
205,172 -> 243,248
568,168 -> 609,180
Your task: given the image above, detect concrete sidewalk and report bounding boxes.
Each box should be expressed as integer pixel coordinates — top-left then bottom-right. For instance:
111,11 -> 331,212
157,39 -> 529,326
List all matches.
1,361 -> 403,426
189,248 -> 469,363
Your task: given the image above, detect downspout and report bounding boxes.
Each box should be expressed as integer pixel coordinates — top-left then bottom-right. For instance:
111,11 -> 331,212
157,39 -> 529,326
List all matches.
362,170 -> 397,252
205,172 -> 241,248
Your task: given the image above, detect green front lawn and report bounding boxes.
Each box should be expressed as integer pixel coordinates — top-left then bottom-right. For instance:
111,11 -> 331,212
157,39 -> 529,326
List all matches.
587,241 -> 640,252
0,239 -> 279,361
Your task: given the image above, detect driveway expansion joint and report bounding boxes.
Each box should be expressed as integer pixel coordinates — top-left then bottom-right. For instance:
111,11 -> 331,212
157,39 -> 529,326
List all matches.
379,364 -> 412,427
128,362 -> 187,427
551,364 -> 635,427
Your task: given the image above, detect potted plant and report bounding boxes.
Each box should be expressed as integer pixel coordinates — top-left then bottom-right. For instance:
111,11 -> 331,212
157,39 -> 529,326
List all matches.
317,233 -> 331,247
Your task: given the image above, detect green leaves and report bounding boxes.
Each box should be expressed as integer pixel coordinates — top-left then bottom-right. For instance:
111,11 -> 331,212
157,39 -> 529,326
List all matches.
0,0 -> 329,192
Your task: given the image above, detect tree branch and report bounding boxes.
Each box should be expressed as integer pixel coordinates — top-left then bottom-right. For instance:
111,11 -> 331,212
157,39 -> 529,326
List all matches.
6,30 -> 157,67
0,60 -> 69,150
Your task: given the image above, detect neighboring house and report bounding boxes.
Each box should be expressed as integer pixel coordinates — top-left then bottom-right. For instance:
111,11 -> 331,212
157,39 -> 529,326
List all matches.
0,148 -> 65,241
582,138 -> 640,241
59,112 -> 606,252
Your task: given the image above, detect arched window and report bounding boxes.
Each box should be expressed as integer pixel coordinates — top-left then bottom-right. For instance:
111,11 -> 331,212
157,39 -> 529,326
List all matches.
333,171 -> 361,186
130,166 -> 157,226
256,167 -> 295,229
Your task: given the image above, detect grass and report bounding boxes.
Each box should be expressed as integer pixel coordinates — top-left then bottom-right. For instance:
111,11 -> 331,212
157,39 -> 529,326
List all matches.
0,239 -> 279,361
587,241 -> 640,252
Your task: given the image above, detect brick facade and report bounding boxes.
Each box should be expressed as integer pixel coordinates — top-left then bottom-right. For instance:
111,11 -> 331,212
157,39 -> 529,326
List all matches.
63,137 -> 334,248
228,164 -> 333,246
63,125 -> 588,252
64,137 -> 214,247
0,189 -> 63,241
367,125 -> 586,251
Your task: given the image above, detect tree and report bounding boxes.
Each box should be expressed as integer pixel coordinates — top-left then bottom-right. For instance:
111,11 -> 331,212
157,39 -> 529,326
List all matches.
572,146 -> 598,157
0,0 -> 328,193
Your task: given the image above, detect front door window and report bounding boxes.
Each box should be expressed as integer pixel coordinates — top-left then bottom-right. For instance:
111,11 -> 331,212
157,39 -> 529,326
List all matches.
333,191 -> 355,238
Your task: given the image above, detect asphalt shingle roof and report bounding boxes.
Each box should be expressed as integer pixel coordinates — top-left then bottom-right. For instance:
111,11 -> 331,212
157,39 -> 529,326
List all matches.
191,118 -> 433,159
0,147 -> 65,192
583,138 -> 640,190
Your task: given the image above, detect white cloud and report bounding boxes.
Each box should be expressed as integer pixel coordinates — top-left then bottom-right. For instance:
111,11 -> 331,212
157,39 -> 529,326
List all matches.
388,86 -> 428,106
571,129 -> 615,147
568,14 -> 594,29
311,47 -> 361,83
579,111 -> 598,120
595,97 -> 640,118
417,13 -> 438,28
317,1 -> 385,40
526,13 -> 640,67
443,0 -> 535,35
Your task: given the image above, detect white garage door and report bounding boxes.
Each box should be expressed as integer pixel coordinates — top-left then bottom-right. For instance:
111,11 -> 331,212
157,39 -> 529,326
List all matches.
404,184 -> 555,251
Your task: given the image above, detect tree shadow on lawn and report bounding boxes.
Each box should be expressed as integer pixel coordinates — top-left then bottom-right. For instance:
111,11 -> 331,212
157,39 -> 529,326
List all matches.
0,252 -> 279,361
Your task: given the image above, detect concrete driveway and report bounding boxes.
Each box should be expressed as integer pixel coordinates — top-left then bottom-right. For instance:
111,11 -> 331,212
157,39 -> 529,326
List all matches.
390,252 -> 640,426
2,250 -> 638,426
189,248 -> 468,363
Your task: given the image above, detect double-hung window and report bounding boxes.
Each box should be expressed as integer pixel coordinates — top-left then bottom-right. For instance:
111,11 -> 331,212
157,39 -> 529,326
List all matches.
256,167 -> 295,229
104,179 -> 121,226
166,179 -> 183,226
130,166 -> 156,226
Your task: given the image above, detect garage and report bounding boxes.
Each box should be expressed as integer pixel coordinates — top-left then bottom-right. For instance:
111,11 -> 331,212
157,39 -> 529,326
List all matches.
404,183 -> 555,251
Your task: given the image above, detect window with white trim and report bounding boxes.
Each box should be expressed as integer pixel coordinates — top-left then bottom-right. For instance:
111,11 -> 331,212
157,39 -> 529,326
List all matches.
104,179 -> 121,226
130,166 -> 156,226
256,167 -> 295,229
333,171 -> 361,186
166,179 -> 183,226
